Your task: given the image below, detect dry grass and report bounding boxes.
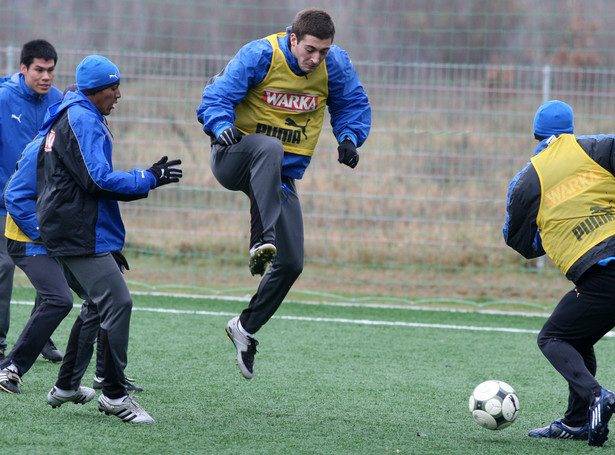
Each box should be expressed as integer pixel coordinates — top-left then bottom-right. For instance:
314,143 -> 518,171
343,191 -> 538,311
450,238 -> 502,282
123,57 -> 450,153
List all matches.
87,64 -> 605,306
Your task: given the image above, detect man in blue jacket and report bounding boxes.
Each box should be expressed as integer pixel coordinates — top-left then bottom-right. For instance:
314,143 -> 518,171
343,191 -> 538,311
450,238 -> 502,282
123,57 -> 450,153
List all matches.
0,86 -> 142,395
197,8 -> 371,380
504,100 -> 615,447
0,134 -> 78,395
0,40 -> 63,362
36,55 -> 182,423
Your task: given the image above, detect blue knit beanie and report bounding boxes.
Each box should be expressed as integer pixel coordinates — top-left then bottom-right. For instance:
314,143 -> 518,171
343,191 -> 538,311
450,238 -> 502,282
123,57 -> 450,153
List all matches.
533,100 -> 574,138
75,55 -> 120,95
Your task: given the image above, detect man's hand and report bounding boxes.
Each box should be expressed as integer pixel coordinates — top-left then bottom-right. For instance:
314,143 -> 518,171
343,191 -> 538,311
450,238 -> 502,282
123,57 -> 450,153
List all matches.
337,139 -> 359,168
216,126 -> 243,146
148,156 -> 183,187
111,250 -> 130,273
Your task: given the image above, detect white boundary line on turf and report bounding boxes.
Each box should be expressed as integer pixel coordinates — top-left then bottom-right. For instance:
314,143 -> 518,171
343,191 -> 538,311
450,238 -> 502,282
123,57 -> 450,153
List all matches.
128,290 -> 552,318
10,299 -> 547,336
130,305 -> 548,335
18,296 -> 613,337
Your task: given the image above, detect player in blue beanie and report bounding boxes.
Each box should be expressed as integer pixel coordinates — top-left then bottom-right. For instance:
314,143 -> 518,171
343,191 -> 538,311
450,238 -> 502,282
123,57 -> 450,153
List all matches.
36,55 -> 182,423
504,101 -> 615,446
533,100 -> 574,140
76,55 -> 120,95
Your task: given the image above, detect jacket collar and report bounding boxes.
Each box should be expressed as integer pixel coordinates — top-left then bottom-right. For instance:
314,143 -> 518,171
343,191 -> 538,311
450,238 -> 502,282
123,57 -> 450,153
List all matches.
39,90 -> 102,136
279,32 -> 305,77
18,73 -> 44,102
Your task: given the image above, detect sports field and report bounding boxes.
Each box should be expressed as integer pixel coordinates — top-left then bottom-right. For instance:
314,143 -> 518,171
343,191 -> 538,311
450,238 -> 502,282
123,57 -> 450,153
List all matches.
1,287 -> 612,454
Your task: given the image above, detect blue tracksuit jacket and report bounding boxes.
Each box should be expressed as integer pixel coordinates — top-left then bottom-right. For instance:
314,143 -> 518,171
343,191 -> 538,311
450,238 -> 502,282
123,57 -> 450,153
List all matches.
0,73 -> 61,214
36,91 -> 157,256
196,30 -> 371,180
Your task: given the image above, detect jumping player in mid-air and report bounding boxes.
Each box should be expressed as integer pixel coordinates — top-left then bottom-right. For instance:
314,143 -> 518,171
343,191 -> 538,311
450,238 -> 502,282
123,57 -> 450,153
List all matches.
197,8 -> 371,379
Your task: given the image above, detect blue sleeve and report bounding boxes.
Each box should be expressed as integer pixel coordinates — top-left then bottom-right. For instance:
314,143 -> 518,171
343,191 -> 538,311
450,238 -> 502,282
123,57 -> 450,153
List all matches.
325,46 -> 371,147
502,161 -> 545,258
94,168 -> 157,194
69,109 -> 155,196
4,139 -> 42,240
196,39 -> 273,138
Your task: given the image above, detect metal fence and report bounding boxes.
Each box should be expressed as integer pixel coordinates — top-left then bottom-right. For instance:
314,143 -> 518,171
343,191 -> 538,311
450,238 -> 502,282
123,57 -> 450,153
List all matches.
4,8 -> 615,308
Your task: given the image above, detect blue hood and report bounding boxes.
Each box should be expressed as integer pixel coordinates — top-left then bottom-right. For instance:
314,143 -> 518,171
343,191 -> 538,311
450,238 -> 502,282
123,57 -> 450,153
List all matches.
39,90 -> 101,136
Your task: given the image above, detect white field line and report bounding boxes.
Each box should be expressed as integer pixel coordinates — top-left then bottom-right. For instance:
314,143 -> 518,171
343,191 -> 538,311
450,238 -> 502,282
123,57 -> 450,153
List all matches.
129,291 -> 554,317
9,299 -> 536,336
13,295 -> 615,337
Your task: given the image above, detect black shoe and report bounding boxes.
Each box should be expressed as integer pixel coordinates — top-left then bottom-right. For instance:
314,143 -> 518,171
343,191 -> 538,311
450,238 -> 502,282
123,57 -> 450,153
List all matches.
92,375 -> 103,390
93,375 -> 144,392
0,368 -> 22,394
589,388 -> 615,446
125,376 -> 145,392
41,338 -> 63,362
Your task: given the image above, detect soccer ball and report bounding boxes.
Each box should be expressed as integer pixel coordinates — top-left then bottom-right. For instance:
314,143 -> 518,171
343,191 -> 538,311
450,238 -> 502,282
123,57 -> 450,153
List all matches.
468,380 -> 520,430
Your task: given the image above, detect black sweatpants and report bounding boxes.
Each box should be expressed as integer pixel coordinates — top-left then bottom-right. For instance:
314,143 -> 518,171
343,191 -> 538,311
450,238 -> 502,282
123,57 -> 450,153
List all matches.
537,262 -> 615,426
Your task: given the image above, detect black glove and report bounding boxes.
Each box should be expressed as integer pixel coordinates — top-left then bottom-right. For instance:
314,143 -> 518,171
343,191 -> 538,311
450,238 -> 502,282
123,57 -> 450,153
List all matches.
148,156 -> 182,187
216,126 -> 243,146
337,139 -> 359,168
111,250 -> 130,273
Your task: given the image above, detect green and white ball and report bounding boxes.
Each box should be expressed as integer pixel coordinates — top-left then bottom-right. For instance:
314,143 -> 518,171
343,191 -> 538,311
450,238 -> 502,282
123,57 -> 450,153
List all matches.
468,380 -> 520,430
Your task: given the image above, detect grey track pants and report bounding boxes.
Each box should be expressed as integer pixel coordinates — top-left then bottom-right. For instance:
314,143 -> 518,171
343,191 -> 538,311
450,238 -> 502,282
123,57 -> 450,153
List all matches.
54,253 -> 132,399
0,255 -> 73,375
210,134 -> 304,333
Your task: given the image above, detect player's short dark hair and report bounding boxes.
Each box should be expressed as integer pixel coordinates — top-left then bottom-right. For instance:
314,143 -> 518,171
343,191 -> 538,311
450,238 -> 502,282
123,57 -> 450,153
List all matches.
20,39 -> 58,68
291,8 -> 335,42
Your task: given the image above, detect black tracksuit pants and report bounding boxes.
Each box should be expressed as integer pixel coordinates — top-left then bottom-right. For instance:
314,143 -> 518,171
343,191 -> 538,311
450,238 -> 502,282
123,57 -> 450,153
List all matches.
538,262 -> 615,426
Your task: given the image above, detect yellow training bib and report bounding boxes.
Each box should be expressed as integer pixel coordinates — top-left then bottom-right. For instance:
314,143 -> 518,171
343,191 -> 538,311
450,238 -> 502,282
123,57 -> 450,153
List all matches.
234,33 -> 328,156
531,134 -> 615,274
5,213 -> 42,244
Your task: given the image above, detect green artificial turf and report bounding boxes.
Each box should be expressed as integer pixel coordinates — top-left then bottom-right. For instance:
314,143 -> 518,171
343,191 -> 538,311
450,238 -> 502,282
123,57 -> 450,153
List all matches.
1,287 -> 611,454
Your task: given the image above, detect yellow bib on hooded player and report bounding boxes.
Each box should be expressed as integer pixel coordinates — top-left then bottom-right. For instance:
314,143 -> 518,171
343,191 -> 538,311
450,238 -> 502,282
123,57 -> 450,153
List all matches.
5,213 -> 42,243
233,33 -> 328,156
531,134 -> 615,274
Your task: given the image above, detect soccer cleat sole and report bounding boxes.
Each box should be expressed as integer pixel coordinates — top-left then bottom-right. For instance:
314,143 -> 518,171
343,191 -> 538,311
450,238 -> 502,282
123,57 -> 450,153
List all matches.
0,383 -> 20,394
50,403 -> 89,408
0,370 -> 23,394
49,400 -> 91,409
248,245 -> 276,276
